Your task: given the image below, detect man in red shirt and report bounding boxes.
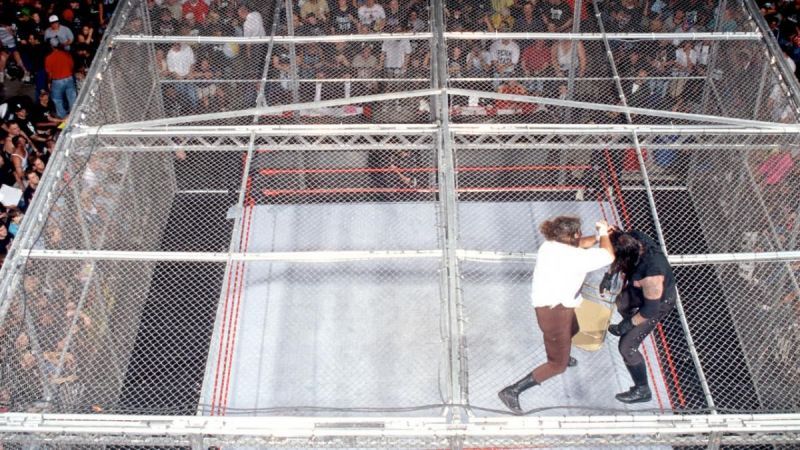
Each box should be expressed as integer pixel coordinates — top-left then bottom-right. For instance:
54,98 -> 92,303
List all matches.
182,0 -> 209,24
44,44 -> 76,118
521,40 -> 552,94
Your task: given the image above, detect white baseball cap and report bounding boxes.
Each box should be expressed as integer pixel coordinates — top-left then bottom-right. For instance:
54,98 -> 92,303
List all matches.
48,14 -> 59,23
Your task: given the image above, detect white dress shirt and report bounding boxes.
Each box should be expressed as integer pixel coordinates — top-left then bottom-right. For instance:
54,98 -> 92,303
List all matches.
530,240 -> 613,308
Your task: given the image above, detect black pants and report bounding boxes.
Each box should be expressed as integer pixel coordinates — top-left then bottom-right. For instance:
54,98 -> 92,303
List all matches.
616,285 -> 676,366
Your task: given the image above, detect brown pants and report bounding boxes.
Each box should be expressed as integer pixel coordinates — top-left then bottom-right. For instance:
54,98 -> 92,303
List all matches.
532,304 -> 580,383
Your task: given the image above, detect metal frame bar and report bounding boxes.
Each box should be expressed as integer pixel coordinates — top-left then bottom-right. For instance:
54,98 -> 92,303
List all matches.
3,0 -> 800,443
254,0 -> 284,110
431,0 -> 465,425
700,0 -> 728,116
110,32 -> 759,44
75,87 -> 800,134
565,0 -> 583,108
447,88 -> 800,129
0,412 -> 797,446
89,88 -> 441,131
74,124 -> 800,137
23,249 -> 800,265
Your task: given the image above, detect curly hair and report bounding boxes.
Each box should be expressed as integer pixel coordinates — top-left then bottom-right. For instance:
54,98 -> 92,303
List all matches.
539,216 -> 581,246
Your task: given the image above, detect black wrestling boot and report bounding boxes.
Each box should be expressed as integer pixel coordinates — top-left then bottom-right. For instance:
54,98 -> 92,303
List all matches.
615,385 -> 652,403
498,373 -> 538,414
615,363 -> 652,403
608,318 -> 634,337
567,356 -> 578,367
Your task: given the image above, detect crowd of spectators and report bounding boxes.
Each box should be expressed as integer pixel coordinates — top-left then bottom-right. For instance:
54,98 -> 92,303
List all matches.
140,0 -> 749,120
760,0 -> 800,80
0,0 -> 112,268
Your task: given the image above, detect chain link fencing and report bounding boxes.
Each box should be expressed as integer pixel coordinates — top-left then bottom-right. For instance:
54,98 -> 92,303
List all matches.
0,0 -> 797,446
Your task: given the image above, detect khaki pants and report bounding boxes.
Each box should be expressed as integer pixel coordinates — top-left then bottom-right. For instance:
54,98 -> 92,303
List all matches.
532,304 -> 579,383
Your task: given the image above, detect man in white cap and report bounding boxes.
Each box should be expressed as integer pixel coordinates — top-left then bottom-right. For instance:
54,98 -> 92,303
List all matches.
44,15 -> 74,51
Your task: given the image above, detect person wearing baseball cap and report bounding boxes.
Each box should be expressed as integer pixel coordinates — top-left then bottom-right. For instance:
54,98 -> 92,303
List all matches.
44,15 -> 74,51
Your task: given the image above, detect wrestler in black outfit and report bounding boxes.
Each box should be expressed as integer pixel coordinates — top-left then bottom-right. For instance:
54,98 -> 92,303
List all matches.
603,230 -> 677,403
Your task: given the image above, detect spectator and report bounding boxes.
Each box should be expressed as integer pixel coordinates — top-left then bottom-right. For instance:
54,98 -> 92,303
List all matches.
7,209 -> 22,238
329,41 -> 352,76
31,156 -> 46,176
406,9 -> 426,32
352,43 -> 379,93
496,79 -> 533,114
11,104 -> 46,147
489,35 -> 521,87
358,0 -> 386,32
407,45 -> 430,78
16,9 -> 46,94
193,57 -> 218,110
3,129 -> 28,188
380,26 -> 412,77
0,221 -> 12,255
43,15 -> 74,50
31,91 -> 62,135
538,0 -> 573,32
551,34 -> 587,79
268,45 -> 292,104
300,0 -> 330,22
384,0 -> 404,30
669,40 -> 698,100
298,13 -> 326,36
300,42 -> 324,79
514,2 -> 546,32
465,41 -> 492,78
448,45 -> 464,78
165,40 -> 198,110
182,0 -> 210,24
331,0 -> 358,34
521,39 -> 552,93
44,43 -> 77,118
486,7 -> 514,31
0,16 -> 31,83
74,24 -> 97,70
0,140 -> 17,188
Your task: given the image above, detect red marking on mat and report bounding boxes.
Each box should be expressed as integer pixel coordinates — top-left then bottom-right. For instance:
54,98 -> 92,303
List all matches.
259,164 -> 593,176
642,341 -> 666,410
220,202 -> 255,414
220,176 -> 257,414
217,221 -> 247,414
211,253 -> 234,415
262,185 -> 586,197
657,323 -> 686,407
602,148 -> 631,227
212,153 -> 252,415
596,193 -> 609,224
597,171 -> 621,226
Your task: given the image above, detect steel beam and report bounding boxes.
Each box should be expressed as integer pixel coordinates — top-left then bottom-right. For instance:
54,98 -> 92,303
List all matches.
93,89 -> 441,131
446,88 -> 800,129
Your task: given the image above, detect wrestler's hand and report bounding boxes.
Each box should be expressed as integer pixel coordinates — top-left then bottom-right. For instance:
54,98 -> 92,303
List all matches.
596,220 -> 610,236
599,271 -> 614,295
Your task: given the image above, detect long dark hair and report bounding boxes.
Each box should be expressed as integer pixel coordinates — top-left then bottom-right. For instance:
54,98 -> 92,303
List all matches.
539,216 -> 581,247
610,231 -> 642,277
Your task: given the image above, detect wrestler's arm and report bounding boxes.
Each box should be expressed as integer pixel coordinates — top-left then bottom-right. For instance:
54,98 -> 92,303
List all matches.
579,236 -> 597,248
631,275 -> 665,325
